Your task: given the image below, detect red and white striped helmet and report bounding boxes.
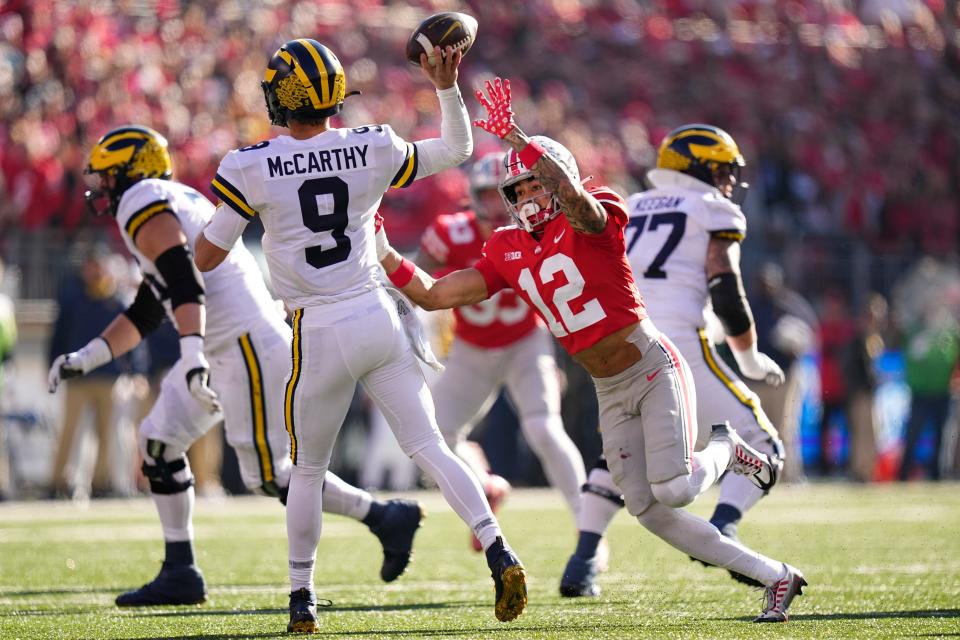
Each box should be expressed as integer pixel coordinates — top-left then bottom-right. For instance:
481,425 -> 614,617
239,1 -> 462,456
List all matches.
499,136 -> 580,233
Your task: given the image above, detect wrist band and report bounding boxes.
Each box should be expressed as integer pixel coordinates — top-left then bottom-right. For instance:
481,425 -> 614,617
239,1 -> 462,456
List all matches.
518,140 -> 546,170
388,257 -> 416,288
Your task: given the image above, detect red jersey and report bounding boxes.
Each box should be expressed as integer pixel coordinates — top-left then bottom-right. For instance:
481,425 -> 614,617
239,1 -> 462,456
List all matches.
419,210 -> 540,348
473,187 -> 647,355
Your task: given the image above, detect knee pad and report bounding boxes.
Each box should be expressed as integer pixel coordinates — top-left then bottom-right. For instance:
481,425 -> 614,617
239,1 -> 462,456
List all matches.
582,459 -> 624,507
650,475 -> 697,509
140,438 -> 194,495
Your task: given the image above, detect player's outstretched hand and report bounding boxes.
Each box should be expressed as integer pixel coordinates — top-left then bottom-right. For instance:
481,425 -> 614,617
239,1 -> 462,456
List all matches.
420,45 -> 461,90
472,77 -> 516,139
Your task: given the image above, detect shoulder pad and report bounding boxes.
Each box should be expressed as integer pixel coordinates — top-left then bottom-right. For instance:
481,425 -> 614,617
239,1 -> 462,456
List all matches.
118,181 -> 176,242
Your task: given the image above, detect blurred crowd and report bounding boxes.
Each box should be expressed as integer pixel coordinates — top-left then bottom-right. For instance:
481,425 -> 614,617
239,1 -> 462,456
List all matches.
1,0 -> 959,497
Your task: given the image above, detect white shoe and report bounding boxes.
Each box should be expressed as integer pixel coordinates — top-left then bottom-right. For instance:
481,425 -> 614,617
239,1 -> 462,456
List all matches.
754,564 -> 807,622
709,422 -> 780,491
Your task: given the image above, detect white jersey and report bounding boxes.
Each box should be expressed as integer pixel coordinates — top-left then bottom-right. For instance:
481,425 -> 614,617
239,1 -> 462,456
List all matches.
625,168 -> 747,336
210,126 -> 420,309
116,179 -> 283,353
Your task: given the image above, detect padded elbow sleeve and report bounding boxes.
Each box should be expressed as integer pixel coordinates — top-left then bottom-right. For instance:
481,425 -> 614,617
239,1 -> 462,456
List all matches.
155,244 -> 205,309
708,272 -> 753,337
123,281 -> 167,337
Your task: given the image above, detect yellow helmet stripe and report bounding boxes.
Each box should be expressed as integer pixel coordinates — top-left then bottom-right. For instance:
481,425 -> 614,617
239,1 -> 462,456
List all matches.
297,39 -> 331,106
279,49 -> 321,110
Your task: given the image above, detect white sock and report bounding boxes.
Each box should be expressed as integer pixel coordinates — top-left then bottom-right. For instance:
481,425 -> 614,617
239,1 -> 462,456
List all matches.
286,465 -> 325,592
322,471 -> 373,521
578,465 -> 621,535
523,414 -> 585,519
154,488 -> 194,542
638,502 -> 784,586
692,439 -> 732,490
412,440 -> 502,549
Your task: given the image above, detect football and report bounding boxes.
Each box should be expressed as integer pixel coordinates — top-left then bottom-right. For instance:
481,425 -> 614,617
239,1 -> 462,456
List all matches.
405,11 -> 478,66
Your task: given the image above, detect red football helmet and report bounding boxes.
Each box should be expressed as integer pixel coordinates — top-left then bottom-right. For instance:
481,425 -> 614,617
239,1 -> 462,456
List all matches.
499,136 -> 580,233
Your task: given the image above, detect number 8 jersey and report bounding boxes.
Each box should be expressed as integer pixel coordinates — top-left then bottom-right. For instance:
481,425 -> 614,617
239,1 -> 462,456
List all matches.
211,125 -> 420,308
473,186 -> 647,355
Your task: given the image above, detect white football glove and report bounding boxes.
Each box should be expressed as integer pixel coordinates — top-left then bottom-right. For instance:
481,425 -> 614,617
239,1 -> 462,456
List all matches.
374,212 -> 391,262
48,337 -> 113,393
385,286 -> 444,373
732,343 -> 786,387
179,335 -> 222,415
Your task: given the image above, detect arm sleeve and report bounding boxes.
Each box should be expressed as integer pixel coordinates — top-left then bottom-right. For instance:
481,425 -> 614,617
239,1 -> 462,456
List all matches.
473,254 -> 509,296
204,202 -> 249,250
406,86 -> 473,182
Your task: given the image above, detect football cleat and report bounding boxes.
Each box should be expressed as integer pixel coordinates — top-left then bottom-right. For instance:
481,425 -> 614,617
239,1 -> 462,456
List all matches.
485,537 -> 527,622
369,499 -> 424,582
471,475 -> 511,552
710,422 -> 780,491
287,588 -> 319,633
754,564 -> 807,623
559,554 -> 601,598
115,562 -> 206,607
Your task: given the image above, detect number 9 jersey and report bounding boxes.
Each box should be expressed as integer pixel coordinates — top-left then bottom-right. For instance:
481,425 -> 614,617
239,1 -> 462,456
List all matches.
625,168 -> 747,337
210,125 -> 421,308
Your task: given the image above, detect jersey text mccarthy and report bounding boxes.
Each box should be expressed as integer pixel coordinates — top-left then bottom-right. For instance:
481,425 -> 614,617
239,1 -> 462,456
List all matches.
265,145 -> 369,178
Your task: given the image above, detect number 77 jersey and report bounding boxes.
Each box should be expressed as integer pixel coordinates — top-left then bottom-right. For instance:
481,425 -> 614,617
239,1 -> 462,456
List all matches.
624,168 -> 748,335
473,186 -> 647,355
211,125 -> 420,308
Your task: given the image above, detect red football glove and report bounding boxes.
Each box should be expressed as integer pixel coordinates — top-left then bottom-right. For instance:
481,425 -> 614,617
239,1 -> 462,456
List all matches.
473,77 -> 516,139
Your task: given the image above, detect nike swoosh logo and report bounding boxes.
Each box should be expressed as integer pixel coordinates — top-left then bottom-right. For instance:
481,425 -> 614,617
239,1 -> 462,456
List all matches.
554,229 -> 566,243
646,368 -> 662,382
440,22 -> 463,43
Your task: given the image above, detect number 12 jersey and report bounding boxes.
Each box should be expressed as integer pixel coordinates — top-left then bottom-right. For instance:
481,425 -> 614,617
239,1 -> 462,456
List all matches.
473,186 -> 647,355
211,125 -> 420,308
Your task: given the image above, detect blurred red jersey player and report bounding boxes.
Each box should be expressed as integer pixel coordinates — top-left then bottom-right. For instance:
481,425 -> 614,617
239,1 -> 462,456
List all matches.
416,151 -> 586,551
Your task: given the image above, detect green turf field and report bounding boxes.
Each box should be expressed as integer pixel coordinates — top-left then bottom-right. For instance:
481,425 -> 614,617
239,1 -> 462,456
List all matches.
1,482 -> 958,639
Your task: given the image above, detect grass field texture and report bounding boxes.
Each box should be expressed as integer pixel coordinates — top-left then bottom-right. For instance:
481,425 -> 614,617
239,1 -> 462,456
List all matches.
1,482 -> 958,639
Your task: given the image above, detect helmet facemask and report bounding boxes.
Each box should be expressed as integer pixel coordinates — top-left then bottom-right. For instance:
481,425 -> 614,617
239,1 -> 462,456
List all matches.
498,136 -> 579,234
